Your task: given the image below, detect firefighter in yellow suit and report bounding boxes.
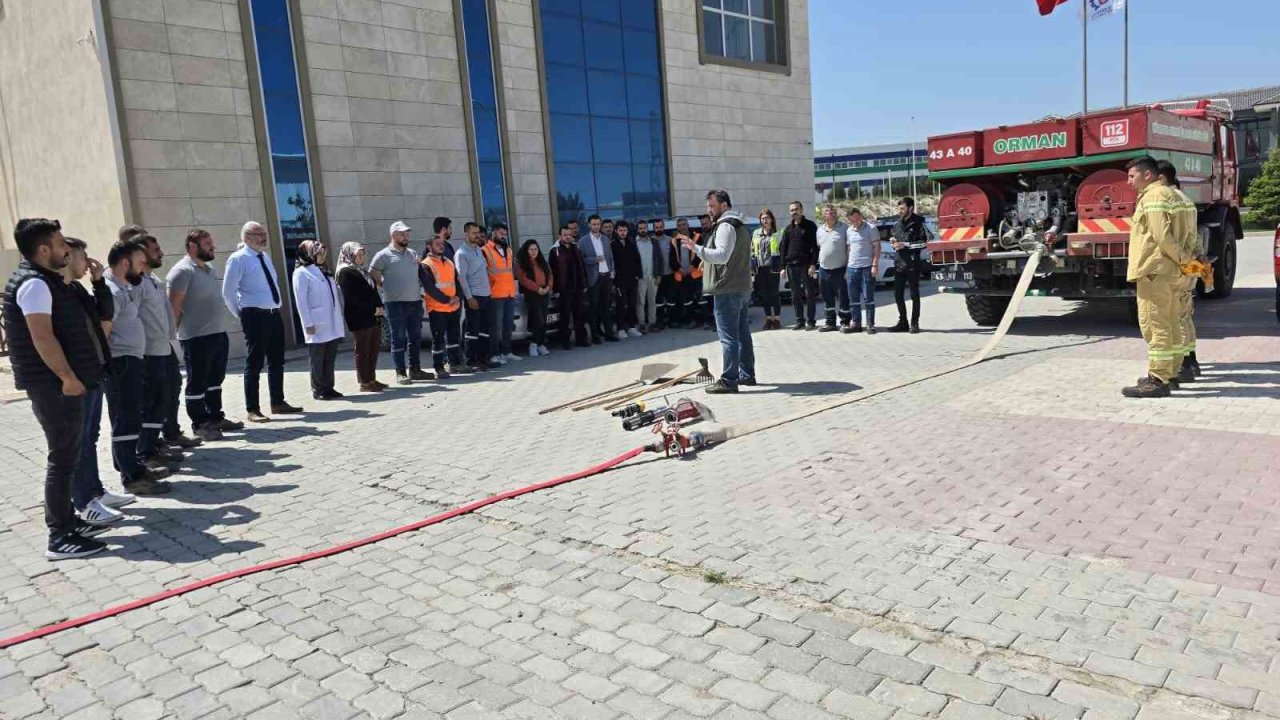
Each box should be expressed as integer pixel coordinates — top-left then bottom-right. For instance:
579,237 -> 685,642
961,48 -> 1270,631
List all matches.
1123,157 -> 1192,398
1156,160 -> 1204,383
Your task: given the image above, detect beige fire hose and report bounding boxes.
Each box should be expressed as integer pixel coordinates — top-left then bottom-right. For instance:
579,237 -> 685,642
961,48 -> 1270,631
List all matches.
700,245 -> 1047,446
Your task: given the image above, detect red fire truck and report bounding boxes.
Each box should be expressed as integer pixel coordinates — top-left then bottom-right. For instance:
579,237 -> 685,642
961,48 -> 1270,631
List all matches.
926,101 -> 1242,325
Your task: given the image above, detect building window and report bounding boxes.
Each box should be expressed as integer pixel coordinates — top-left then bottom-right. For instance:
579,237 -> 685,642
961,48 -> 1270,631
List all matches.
699,0 -> 787,72
459,0 -> 509,229
247,0 -> 318,338
537,0 -> 670,224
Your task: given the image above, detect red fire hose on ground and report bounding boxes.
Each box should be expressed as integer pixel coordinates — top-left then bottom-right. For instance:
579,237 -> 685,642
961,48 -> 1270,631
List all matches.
0,447 -> 646,650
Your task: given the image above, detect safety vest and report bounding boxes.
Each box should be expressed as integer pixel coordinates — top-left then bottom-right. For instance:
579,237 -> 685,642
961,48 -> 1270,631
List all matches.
422,255 -> 457,313
483,243 -> 516,299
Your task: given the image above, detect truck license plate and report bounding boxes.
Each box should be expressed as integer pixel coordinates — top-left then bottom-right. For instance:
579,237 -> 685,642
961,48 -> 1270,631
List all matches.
940,270 -> 973,282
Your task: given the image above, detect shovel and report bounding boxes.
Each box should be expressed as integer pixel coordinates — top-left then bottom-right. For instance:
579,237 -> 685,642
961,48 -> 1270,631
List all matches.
598,358 -> 713,412
537,362 -> 677,415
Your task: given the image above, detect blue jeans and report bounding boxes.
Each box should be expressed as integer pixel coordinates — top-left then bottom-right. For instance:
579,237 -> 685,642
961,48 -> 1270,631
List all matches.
845,266 -> 876,327
712,291 -> 755,387
384,300 -> 423,374
490,297 -> 514,356
73,386 -> 106,509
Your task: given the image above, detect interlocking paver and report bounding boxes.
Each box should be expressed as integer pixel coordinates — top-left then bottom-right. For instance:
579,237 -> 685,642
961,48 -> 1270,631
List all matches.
1,238 -> 1277,720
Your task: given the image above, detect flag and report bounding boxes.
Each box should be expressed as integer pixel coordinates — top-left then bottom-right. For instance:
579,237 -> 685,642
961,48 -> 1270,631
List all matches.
1037,0 -> 1069,15
1088,0 -> 1126,21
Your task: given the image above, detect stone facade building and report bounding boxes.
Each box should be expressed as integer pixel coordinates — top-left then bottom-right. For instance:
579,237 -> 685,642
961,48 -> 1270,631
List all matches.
0,0 -> 813,347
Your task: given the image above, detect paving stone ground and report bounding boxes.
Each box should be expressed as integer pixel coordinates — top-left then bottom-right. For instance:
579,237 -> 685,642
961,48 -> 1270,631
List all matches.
0,235 -> 1276,720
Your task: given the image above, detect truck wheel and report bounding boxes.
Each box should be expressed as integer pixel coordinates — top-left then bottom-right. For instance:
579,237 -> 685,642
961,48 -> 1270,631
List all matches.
1205,236 -> 1236,299
965,294 -> 1010,326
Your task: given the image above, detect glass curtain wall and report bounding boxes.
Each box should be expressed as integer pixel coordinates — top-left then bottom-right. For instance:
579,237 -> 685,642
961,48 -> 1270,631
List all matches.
247,0 -> 318,338
459,0 -> 510,229
537,0 -> 670,225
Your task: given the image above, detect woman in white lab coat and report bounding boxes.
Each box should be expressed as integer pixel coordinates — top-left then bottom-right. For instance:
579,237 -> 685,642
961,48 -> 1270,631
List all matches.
292,240 -> 346,400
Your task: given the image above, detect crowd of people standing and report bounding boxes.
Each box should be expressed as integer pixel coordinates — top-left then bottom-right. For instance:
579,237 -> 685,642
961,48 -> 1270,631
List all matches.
2,190 -> 934,560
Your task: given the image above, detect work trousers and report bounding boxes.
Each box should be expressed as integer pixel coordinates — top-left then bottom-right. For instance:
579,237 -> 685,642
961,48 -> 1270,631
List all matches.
636,277 -> 659,328
894,255 -> 922,326
1136,274 -> 1184,383
1178,275 -> 1197,366
239,307 -> 285,411
712,291 -> 755,387
524,294 -> 548,346
464,296 -> 492,365
352,325 -> 381,385
787,265 -> 819,326
73,385 -> 105,510
308,339 -> 339,396
490,296 -> 514,357
819,267 -> 851,327
384,300 -> 423,374
753,268 -> 781,318
669,276 -> 701,325
557,290 -> 588,346
656,275 -> 673,326
27,386 -> 84,537
163,351 -> 181,440
105,354 -> 145,481
139,354 -> 168,458
181,332 -> 228,430
615,277 -> 638,331
587,276 -> 615,340
845,266 -> 876,327
429,310 -> 463,370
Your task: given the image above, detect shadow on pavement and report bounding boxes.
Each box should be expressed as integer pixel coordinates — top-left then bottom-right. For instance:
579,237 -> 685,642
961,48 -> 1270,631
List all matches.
752,381 -> 861,396
297,408 -> 380,423
1180,361 -> 1280,399
181,445 -> 303,478
163,480 -> 297,505
105,504 -> 264,562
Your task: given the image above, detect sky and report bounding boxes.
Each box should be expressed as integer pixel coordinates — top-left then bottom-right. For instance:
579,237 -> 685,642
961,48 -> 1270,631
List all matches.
808,0 -> 1280,149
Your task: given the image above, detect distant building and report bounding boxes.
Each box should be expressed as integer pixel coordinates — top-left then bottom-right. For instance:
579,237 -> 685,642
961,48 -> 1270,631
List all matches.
812,143 -> 930,203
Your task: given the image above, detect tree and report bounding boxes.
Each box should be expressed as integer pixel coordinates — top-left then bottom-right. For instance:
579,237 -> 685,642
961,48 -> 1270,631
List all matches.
1244,148 -> 1280,226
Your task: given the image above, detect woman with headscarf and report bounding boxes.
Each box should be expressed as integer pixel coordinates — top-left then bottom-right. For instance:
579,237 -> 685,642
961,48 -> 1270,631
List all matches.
293,240 -> 346,400
335,241 -> 384,392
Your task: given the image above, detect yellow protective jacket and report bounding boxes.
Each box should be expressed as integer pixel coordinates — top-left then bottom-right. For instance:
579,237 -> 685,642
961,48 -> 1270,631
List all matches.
1127,182 -> 1192,281
1169,186 -> 1201,259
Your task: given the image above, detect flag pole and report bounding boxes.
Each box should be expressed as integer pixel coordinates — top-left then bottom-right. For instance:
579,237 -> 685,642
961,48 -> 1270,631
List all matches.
1082,0 -> 1089,115
1123,0 -> 1129,107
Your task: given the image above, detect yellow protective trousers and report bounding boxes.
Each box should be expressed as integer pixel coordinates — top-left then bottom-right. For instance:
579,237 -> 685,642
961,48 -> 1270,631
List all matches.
1178,275 -> 1196,364
1136,275 -> 1184,383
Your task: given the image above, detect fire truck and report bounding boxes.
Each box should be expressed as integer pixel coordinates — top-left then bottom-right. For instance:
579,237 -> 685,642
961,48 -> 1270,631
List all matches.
926,101 -> 1242,325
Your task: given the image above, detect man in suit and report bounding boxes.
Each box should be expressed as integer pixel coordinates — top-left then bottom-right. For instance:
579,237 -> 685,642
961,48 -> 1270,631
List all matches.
578,214 -> 617,344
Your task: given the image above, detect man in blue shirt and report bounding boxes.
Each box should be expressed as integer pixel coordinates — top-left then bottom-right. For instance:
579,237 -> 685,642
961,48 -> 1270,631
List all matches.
221,221 -> 302,422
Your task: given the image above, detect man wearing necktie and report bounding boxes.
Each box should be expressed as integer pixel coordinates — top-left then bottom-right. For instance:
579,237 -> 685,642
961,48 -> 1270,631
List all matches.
221,222 -> 302,422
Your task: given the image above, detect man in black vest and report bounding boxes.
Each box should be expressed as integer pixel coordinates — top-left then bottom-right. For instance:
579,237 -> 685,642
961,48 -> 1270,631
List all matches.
890,197 -> 929,333
2,219 -> 111,559
680,190 -> 755,393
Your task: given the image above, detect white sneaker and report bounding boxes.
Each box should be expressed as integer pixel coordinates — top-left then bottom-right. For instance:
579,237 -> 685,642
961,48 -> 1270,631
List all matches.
504,353 -> 521,362
538,344 -> 551,355
489,356 -> 505,366
627,328 -> 643,338
78,498 -> 124,526
99,490 -> 136,508
528,346 -> 540,358
616,330 -> 628,340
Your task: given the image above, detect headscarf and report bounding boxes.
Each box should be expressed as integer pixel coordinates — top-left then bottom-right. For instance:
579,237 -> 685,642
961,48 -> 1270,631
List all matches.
336,241 -> 373,287
295,239 -> 320,269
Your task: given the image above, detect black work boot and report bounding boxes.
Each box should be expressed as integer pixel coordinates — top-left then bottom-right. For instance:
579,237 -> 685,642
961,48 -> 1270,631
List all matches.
1176,364 -> 1196,384
1187,351 -> 1202,376
888,320 -> 910,333
1122,375 -> 1171,398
